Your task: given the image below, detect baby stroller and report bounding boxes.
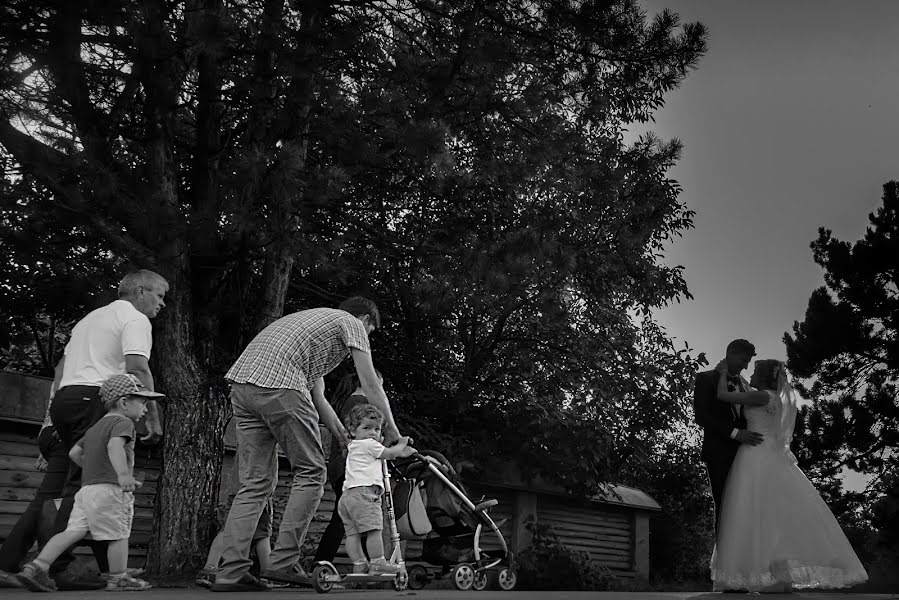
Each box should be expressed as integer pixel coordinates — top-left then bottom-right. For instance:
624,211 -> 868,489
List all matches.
390,450 -> 518,591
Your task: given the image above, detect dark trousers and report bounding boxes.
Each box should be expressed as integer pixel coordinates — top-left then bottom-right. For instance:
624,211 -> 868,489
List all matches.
313,475 -> 345,563
704,453 -> 736,535
47,385 -> 110,574
0,428 -> 67,572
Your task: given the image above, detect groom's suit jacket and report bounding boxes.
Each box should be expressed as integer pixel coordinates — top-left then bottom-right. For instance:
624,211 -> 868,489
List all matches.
693,369 -> 748,463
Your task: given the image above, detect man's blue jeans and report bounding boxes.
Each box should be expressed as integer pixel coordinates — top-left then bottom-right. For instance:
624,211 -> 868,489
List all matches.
217,383 -> 326,581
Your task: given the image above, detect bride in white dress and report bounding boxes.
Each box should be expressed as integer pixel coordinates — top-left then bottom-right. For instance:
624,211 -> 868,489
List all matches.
710,359 -> 868,592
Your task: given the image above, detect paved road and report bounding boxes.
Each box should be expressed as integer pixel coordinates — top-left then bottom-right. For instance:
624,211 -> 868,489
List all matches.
0,590 -> 895,599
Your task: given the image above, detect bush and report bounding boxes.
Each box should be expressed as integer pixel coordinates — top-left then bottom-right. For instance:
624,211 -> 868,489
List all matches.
516,520 -> 617,590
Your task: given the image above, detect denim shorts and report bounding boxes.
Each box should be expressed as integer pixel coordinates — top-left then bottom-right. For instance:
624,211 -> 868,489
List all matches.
337,485 -> 383,536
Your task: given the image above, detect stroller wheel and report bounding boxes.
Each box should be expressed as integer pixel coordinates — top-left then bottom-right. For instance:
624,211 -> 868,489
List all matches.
407,565 -> 428,590
496,566 -> 517,591
311,564 -> 337,594
472,570 -> 489,591
451,564 -> 475,591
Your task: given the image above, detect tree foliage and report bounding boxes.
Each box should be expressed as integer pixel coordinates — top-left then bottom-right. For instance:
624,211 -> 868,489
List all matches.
786,182 -> 899,571
0,152 -> 121,375
1,0 -> 707,573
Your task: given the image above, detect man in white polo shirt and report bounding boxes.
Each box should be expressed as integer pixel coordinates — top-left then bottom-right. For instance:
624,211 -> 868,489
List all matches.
45,269 -> 168,583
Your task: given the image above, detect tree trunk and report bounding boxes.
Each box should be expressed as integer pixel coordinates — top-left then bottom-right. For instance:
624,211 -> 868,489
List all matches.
255,244 -> 297,332
146,277 -> 231,575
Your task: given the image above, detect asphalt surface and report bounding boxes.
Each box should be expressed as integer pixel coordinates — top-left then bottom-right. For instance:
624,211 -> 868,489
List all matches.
0,588 -> 896,599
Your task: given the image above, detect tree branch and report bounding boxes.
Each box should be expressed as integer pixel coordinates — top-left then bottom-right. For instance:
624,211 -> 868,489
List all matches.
0,117 -> 157,266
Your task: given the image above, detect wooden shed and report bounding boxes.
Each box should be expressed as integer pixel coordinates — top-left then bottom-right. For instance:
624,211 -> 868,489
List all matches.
0,371 -> 659,579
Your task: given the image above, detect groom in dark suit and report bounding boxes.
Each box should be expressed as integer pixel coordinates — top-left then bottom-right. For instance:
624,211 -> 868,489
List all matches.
693,338 -> 763,532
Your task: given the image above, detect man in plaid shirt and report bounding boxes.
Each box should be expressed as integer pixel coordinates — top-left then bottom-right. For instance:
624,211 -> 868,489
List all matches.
212,296 -> 402,592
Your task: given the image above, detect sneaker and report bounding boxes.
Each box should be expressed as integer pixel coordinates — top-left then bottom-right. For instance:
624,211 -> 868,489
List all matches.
106,573 -> 152,591
16,561 -> 57,593
0,569 -> 24,589
368,558 -> 400,575
259,566 -> 310,586
196,568 -> 216,588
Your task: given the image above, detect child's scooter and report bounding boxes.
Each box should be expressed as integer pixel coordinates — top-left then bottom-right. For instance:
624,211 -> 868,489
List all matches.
310,459 -> 408,593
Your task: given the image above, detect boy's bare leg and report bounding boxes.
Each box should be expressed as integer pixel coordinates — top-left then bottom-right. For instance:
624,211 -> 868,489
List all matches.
344,534 -> 368,573
253,538 -> 272,572
105,539 -> 128,575
364,529 -> 385,560
34,530 -> 87,567
364,529 -> 399,574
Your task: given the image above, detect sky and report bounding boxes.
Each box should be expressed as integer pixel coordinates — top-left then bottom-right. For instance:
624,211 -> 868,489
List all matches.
630,0 -> 899,369
630,2 -> 899,491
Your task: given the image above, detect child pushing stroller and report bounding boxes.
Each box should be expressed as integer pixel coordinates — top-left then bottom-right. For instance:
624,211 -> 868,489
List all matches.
311,402 -> 516,593
338,404 -> 415,576
310,404 -> 414,592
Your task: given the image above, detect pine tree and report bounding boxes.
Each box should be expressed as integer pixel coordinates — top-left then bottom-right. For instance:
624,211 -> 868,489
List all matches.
0,0 -> 707,572
786,181 -> 899,523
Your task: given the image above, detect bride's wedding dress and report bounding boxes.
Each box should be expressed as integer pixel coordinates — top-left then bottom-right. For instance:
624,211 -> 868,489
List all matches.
710,381 -> 868,591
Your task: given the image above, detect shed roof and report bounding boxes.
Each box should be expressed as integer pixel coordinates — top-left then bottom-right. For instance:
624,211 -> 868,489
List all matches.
589,483 -> 661,511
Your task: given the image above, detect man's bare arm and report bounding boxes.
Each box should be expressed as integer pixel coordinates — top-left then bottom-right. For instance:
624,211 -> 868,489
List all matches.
351,348 -> 401,444
311,377 -> 348,448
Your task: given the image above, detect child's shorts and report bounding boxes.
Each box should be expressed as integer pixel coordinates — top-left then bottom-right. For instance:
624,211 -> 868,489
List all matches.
66,483 -> 134,541
227,493 -> 273,542
337,485 -> 383,536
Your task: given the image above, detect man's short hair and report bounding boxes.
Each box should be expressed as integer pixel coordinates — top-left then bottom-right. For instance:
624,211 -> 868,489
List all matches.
118,269 -> 169,298
338,296 -> 380,329
726,338 -> 756,357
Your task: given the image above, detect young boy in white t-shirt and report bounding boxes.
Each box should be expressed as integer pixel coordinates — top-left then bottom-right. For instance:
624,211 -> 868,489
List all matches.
337,404 -> 415,575
17,374 -> 163,592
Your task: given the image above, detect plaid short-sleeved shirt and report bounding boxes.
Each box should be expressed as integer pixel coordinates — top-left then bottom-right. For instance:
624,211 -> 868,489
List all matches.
225,308 -> 371,392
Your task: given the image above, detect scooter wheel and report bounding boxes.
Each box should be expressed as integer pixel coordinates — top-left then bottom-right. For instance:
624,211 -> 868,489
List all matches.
496,566 -> 517,591
407,565 -> 428,590
393,571 -> 409,592
472,570 -> 489,591
451,563 -> 475,591
311,564 -> 337,593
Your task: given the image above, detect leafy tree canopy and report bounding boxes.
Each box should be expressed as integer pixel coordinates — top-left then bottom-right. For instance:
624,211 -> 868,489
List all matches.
1,0 -> 707,571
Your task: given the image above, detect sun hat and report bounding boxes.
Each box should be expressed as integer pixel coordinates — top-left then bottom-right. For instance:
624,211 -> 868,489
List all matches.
100,373 -> 166,408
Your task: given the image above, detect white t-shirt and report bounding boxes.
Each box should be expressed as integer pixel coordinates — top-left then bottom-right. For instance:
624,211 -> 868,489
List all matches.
60,300 -> 153,388
343,438 -> 386,491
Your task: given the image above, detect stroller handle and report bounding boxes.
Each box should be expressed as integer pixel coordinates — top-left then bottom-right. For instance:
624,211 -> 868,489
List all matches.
411,450 -> 459,477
